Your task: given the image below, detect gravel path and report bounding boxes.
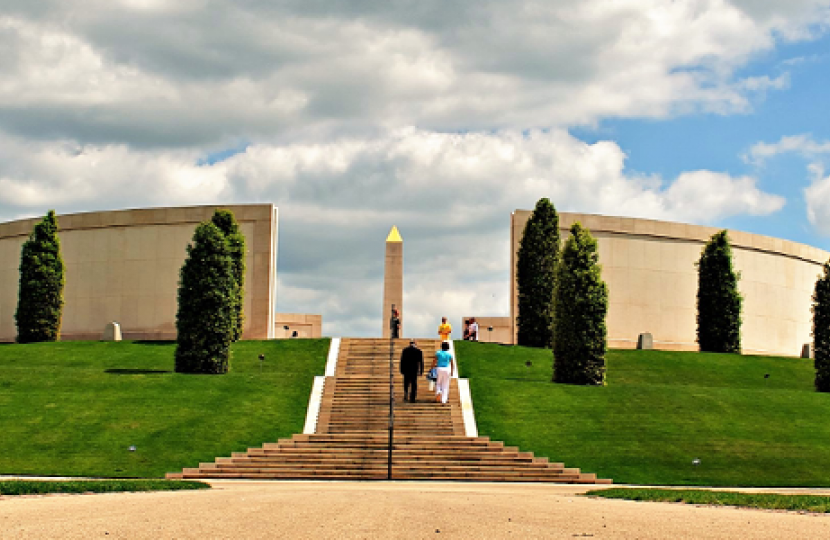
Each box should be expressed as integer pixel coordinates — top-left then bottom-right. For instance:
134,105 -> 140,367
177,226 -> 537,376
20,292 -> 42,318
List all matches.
2,481 -> 830,539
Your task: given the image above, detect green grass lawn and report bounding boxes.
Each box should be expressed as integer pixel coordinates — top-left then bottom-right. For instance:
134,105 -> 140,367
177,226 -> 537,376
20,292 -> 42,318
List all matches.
456,341 -> 830,487
0,339 -> 328,478
585,488 -> 830,513
0,479 -> 210,496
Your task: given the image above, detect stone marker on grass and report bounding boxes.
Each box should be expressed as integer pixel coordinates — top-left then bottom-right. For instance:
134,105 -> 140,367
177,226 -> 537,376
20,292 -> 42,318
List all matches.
103,322 -> 122,341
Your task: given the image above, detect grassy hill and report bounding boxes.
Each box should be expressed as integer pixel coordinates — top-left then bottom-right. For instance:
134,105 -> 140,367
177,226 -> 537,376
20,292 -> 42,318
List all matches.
0,339 -> 328,478
456,341 -> 830,487
4,338 -> 829,486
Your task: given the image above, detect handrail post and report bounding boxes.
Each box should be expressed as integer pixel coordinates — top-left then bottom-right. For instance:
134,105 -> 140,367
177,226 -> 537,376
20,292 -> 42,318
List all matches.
387,337 -> 394,480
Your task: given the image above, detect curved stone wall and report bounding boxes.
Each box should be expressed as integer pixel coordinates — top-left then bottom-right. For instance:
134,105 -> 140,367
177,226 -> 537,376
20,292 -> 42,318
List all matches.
511,211 -> 830,356
0,204 -> 278,342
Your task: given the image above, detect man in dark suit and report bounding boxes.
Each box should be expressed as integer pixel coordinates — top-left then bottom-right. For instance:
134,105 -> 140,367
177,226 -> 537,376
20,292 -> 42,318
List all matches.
399,339 -> 424,403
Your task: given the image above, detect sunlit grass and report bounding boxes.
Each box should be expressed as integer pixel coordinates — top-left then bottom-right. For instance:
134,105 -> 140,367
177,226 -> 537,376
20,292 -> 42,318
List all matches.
0,479 -> 210,496
456,341 -> 830,486
586,488 -> 830,513
0,339 -> 328,478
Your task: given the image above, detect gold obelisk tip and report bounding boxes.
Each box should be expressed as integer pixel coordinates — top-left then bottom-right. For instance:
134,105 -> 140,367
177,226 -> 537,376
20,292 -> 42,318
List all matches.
386,226 -> 402,242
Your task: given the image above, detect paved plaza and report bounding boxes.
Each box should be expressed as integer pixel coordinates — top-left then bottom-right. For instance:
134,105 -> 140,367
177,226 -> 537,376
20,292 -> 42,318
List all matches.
3,481 -> 830,539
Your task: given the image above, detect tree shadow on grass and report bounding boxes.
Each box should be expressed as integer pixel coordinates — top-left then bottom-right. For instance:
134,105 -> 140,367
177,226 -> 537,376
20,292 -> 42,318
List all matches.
133,340 -> 175,346
105,368 -> 172,375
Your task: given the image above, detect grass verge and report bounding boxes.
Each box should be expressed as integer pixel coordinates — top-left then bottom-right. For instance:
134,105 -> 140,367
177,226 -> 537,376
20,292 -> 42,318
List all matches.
585,488 -> 830,513
0,339 -> 329,478
455,341 -> 830,486
0,479 -> 209,496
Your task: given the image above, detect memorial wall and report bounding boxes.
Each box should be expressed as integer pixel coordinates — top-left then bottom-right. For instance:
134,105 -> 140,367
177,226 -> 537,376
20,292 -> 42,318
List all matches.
0,204 -> 278,342
511,211 -> 830,356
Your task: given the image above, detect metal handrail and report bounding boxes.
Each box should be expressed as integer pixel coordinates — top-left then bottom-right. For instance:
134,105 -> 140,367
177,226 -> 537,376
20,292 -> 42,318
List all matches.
387,336 -> 394,480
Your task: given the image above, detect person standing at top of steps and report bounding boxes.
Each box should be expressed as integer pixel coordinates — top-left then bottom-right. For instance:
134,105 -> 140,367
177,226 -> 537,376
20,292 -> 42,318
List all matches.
390,306 -> 401,339
399,340 -> 424,403
437,316 -> 452,341
431,341 -> 455,404
468,318 -> 479,341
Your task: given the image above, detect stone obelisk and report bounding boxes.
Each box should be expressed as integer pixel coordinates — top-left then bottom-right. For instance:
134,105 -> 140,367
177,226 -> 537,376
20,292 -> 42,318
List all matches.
382,226 -> 403,338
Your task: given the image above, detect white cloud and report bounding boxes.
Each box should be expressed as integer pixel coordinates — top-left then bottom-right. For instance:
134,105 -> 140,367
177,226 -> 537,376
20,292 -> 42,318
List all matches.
738,73 -> 791,92
729,0 -> 830,40
0,134 -> 227,210
0,128 -> 785,336
0,1 -> 824,146
746,134 -> 830,164
662,171 -> 785,220
0,17 -> 175,107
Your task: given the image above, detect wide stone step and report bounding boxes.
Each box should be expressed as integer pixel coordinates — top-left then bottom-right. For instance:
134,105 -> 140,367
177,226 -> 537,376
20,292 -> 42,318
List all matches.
392,473 -> 595,483
221,456 -> 556,469
288,433 -> 492,442
179,468 -> 601,483
286,433 -> 489,440
181,471 -> 388,480
270,439 -> 499,448
324,416 -> 457,422
243,446 -> 515,458
269,446 -> 516,455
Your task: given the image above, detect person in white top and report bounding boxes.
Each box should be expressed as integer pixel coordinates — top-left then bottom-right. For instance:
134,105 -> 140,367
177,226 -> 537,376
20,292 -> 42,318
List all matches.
468,318 -> 479,341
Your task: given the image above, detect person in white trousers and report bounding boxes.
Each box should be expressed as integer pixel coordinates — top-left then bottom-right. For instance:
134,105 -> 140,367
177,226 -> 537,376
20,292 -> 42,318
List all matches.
431,341 -> 455,404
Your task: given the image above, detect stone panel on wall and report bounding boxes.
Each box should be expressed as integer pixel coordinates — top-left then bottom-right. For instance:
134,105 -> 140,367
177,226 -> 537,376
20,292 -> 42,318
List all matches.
274,313 -> 323,339
0,204 -> 277,342
511,211 -> 829,356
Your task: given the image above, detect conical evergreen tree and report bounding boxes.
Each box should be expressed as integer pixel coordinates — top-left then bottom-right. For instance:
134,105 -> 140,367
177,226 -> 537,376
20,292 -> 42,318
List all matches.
812,261 -> 830,392
696,230 -> 742,353
552,222 -> 608,385
175,222 -> 237,374
15,210 -> 65,343
211,209 -> 246,341
516,198 -> 560,348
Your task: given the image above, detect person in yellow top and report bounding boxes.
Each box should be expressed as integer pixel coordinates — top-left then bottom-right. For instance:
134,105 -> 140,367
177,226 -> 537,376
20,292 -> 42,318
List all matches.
437,316 -> 452,341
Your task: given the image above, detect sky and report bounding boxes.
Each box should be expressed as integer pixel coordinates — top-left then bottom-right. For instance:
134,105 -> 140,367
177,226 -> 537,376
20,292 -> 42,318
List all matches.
2,1 -> 830,338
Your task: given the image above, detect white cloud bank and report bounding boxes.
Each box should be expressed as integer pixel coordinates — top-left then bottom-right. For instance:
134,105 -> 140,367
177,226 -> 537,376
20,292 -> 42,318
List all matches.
0,129 -> 785,226
0,129 -> 785,336
0,1 -> 826,146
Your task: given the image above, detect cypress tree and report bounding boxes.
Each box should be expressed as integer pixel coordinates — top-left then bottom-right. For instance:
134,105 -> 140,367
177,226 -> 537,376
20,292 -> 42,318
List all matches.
15,210 -> 65,343
211,209 -> 246,341
696,230 -> 742,353
516,198 -> 560,348
552,222 -> 608,385
175,221 -> 237,374
812,261 -> 830,392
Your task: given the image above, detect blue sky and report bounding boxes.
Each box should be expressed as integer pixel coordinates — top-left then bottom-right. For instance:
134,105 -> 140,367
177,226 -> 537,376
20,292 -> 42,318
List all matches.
1,1 -> 829,337
575,31 -> 830,248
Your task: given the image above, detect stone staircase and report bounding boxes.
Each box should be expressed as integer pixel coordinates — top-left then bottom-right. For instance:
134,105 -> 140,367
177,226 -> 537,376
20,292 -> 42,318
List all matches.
167,338 -> 610,483
315,339 -> 464,436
